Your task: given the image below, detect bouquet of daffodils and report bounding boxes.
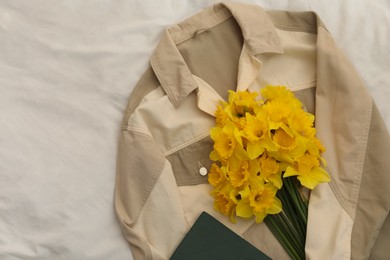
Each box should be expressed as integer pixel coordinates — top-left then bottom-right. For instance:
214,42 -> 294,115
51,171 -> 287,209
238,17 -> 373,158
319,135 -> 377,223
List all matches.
208,86 -> 330,260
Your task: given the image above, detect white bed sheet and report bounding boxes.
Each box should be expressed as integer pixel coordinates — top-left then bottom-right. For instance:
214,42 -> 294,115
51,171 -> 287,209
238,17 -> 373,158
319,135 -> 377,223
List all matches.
0,0 -> 388,259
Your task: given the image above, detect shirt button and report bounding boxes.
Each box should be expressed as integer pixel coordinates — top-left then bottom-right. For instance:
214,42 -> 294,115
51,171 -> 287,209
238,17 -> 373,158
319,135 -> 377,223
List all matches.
199,167 -> 208,176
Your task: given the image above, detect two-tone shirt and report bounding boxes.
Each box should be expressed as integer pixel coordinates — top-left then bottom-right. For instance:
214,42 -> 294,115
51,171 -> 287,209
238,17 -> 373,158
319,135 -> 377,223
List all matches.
115,2 -> 390,259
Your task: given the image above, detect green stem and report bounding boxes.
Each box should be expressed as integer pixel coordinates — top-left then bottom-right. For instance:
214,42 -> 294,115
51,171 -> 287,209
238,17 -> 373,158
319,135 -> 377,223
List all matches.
277,187 -> 305,242
292,179 -> 309,219
275,213 -> 306,258
285,178 -> 307,239
285,178 -> 307,226
264,177 -> 309,259
264,216 -> 302,260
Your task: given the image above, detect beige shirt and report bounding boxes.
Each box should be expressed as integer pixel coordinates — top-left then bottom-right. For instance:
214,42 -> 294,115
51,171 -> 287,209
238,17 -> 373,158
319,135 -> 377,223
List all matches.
115,3 -> 390,259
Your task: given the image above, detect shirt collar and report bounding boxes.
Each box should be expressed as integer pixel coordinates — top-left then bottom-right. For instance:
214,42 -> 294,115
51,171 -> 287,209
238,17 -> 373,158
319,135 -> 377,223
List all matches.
150,2 -> 283,107
195,43 -> 263,117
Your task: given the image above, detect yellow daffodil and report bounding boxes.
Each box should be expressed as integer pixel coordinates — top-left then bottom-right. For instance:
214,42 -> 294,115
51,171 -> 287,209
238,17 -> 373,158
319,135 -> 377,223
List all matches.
215,102 -> 229,127
261,85 -> 294,102
228,160 -> 250,188
289,109 -> 315,137
284,154 -> 331,189
306,137 -> 327,166
210,126 -> 237,159
208,85 -> 330,232
272,128 -> 297,151
230,114 -> 247,130
212,183 -> 237,222
267,133 -> 308,165
261,85 -> 302,109
264,100 -> 292,124
259,155 -> 283,189
210,126 -> 249,167
208,163 -> 226,187
307,137 -> 326,156
244,113 -> 268,142
236,183 -> 282,223
214,191 -> 236,216
228,90 -> 259,117
223,105 -> 247,130
228,159 -> 260,188
244,113 -> 276,159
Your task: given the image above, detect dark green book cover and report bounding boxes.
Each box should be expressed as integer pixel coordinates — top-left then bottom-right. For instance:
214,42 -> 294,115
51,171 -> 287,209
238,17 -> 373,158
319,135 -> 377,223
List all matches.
170,211 -> 271,260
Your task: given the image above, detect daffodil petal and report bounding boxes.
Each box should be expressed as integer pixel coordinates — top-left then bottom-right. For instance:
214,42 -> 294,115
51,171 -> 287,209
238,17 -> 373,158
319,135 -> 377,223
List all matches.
263,137 -> 278,152
234,128 -> 243,146
228,156 -> 241,172
311,167 -> 331,182
209,150 -> 219,161
210,127 -> 221,140
235,145 -> 249,160
247,141 -> 264,160
230,210 -> 237,223
283,166 -> 299,178
269,121 -> 282,130
280,123 -> 294,137
298,167 -> 331,189
239,186 -> 251,201
297,174 -> 320,189
254,211 -> 267,223
249,159 -> 260,176
267,197 -> 282,214
268,174 -> 283,189
236,201 -> 253,218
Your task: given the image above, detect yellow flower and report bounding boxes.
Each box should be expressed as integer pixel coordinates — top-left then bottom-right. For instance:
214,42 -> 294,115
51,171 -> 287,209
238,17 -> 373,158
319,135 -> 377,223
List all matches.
222,91 -> 259,130
209,86 -> 330,225
230,114 -> 247,130
210,126 -> 236,159
212,184 -> 237,221
249,185 -> 282,223
244,113 -> 276,159
289,109 -> 315,137
272,128 -> 297,151
284,154 -> 331,189
261,85 -> 294,101
259,155 -> 282,189
267,133 -> 308,165
229,188 -> 241,204
228,159 -> 259,187
261,85 -> 302,109
298,154 -> 319,172
215,102 -> 230,127
313,137 -> 326,153
214,191 -> 236,216
228,90 -> 259,117
264,100 -> 292,123
244,113 -> 268,142
236,183 -> 282,223
306,138 -> 327,166
208,163 -> 226,187
228,160 -> 250,188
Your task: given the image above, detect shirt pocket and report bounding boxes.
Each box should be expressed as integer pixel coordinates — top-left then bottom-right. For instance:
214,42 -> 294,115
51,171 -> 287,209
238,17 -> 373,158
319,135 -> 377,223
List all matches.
166,135 -> 213,186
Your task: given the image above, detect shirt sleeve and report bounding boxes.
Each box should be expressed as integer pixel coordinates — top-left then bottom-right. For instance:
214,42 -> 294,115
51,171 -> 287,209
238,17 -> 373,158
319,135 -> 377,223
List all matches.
351,103 -> 390,259
115,129 -> 189,260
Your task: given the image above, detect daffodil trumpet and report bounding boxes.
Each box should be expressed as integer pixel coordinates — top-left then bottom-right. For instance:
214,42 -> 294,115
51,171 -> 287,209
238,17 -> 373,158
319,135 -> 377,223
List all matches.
208,86 -> 331,259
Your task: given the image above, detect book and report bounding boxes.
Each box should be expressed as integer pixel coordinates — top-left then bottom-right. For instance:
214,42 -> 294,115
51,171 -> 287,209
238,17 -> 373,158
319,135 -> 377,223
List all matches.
170,211 -> 271,260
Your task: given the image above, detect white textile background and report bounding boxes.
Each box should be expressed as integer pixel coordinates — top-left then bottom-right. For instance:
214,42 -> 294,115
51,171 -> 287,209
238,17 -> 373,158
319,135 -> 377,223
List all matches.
0,0 -> 389,259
